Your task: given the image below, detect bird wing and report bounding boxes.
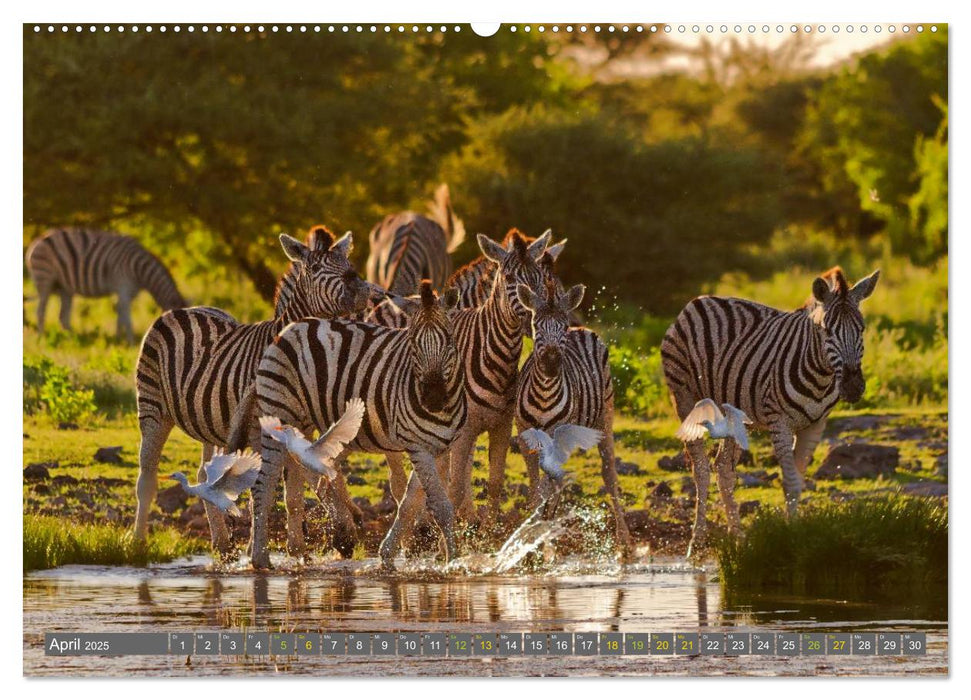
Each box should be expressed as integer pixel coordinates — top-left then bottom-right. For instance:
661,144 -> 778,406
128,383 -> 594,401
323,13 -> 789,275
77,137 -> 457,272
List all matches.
721,404 -> 752,451
216,450 -> 264,499
309,398 -> 366,464
676,398 -> 724,441
202,451 -> 239,485
518,428 -> 554,457
550,424 -> 603,465
259,415 -> 305,444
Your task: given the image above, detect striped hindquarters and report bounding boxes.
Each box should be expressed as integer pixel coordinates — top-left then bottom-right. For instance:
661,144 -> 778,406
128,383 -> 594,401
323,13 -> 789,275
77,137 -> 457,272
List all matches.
256,318 -> 464,454
136,307 -> 276,444
366,214 -> 452,295
26,228 -> 185,308
660,296 -> 839,428
517,328 -> 612,430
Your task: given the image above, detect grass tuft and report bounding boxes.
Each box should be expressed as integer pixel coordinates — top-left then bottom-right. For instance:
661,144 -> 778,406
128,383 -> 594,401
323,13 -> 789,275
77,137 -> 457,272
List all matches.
24,514 -> 206,572
714,496 -> 947,604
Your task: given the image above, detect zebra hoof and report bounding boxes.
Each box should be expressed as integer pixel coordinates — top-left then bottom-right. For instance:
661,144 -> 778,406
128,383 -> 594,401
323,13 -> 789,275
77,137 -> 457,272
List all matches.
332,524 -> 358,559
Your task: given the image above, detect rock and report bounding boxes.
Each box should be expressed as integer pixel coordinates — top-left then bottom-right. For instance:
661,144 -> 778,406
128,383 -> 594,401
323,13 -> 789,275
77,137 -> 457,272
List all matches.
346,474 -> 366,486
91,476 -> 128,488
739,500 -> 760,517
738,470 -> 778,488
93,446 -> 124,464
57,421 -> 79,431
51,474 -> 78,487
180,501 -> 206,522
815,443 -> 899,480
680,476 -> 696,499
658,453 -> 688,472
156,484 -> 188,513
936,453 -> 948,477
649,481 -> 673,504
51,495 -> 68,507
23,462 -> 53,480
33,483 -> 51,495
614,458 -> 641,476
902,460 -> 923,473
187,516 -> 209,532
901,481 -> 948,498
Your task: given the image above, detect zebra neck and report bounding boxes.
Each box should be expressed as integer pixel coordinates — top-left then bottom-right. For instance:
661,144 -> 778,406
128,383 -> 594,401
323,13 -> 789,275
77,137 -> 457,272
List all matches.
529,365 -> 566,406
801,312 -> 838,384
272,269 -> 305,323
484,276 -> 523,335
140,258 -> 183,308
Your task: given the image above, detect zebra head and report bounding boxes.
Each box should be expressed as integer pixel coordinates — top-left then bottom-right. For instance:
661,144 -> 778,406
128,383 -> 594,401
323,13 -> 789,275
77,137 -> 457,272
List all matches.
810,267 -> 880,404
477,228 -> 566,327
277,226 -> 371,318
517,277 -> 585,376
401,281 -> 461,413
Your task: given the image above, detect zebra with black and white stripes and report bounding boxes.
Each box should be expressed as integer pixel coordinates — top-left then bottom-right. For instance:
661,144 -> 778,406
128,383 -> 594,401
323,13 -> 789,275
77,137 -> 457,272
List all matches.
26,227 -> 187,343
366,184 -> 465,295
133,227 -> 373,553
244,281 -> 464,570
660,266 -> 880,556
515,275 -> 633,556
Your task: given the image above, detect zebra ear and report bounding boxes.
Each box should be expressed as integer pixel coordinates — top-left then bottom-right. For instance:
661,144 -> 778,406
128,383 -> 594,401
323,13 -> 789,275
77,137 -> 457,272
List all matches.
280,233 -> 309,262
478,234 -> 508,264
330,231 -> 354,258
564,284 -> 585,312
545,239 -> 567,262
517,283 -> 538,312
527,229 -> 552,260
812,277 -> 833,304
441,287 -> 459,310
849,270 -> 880,304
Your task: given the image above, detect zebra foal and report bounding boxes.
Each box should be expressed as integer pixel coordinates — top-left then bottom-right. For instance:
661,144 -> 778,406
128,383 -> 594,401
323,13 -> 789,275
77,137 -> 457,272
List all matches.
26,227 -> 187,343
243,281 -> 464,570
515,276 -> 633,556
660,266 -> 880,556
133,227 -> 372,553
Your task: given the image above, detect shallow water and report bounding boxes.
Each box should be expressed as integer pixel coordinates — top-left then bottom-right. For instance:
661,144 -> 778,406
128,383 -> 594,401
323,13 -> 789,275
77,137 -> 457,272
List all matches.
23,553 -> 948,677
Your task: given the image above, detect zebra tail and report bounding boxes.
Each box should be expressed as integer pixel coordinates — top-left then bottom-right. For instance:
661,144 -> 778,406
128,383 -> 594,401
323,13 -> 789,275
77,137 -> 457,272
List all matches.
431,183 -> 466,253
226,384 -> 259,453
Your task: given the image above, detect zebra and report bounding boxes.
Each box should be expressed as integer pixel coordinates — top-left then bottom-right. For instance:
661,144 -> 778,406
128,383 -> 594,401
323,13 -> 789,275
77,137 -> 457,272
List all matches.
25,227 -> 187,343
660,266 -> 880,556
133,227 -> 373,553
366,184 -> 465,295
514,275 -> 633,557
240,281 -> 464,570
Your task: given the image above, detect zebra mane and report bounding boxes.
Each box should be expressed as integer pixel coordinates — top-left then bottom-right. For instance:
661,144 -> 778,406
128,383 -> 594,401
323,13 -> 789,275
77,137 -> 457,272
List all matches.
820,266 -> 849,297
419,279 -> 436,307
273,226 -> 336,318
307,225 -> 335,252
508,229 -> 529,260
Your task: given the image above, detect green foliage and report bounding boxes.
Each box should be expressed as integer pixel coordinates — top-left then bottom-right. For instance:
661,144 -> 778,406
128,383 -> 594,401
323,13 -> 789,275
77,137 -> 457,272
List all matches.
715,496 -> 947,602
607,345 -> 669,419
909,99 -> 948,261
24,514 -> 204,571
442,105 -> 782,312
24,356 -> 97,423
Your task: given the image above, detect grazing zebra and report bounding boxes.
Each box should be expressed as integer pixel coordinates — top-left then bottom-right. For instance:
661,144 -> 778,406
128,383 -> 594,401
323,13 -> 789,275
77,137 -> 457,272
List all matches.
241,281 -> 464,570
515,276 -> 633,557
660,266 -> 880,556
133,227 -> 373,553
25,227 -> 187,342
366,184 -> 465,295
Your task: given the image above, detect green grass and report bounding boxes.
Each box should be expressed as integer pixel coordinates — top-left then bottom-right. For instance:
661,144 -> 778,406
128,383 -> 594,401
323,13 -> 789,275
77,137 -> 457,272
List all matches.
24,514 -> 206,572
714,496 -> 947,603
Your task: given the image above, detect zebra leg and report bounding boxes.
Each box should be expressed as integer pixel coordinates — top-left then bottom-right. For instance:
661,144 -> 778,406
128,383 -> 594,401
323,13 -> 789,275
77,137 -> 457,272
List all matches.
36,287 -> 50,334
684,439 -> 711,560
387,452 -> 409,503
115,289 -> 135,344
379,468 -> 427,569
486,413 -> 514,520
250,434 -> 287,570
322,468 -> 360,559
769,425 -> 803,516
794,417 -> 827,477
283,457 -> 308,559
198,443 -> 233,554
134,416 -> 174,541
713,438 -> 743,537
523,449 -> 543,510
58,291 -> 73,331
447,430 -> 478,523
413,450 -> 457,563
597,408 -> 632,559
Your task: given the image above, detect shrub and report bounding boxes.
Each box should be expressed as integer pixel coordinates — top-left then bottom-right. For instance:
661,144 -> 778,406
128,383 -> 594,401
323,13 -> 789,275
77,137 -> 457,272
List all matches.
24,356 -> 97,423
608,344 -> 670,419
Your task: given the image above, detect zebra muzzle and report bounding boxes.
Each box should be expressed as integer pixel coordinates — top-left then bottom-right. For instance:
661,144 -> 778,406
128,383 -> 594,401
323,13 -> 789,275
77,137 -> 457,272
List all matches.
538,346 -> 562,375
419,373 -> 448,413
840,367 -> 866,403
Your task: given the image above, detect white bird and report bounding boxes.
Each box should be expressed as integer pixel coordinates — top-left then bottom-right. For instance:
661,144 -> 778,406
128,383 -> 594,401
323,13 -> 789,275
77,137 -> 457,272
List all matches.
518,425 -> 604,480
258,398 -> 366,479
676,399 -> 753,450
168,449 -> 262,517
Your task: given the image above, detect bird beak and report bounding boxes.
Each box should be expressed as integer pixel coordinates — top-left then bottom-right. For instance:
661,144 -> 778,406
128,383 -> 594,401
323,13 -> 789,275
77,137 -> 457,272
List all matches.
166,475 -> 176,481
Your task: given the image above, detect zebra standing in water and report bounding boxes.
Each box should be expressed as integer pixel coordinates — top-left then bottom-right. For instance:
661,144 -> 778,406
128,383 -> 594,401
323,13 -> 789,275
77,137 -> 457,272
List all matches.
515,275 -> 633,557
26,227 -> 187,343
241,281 -> 464,570
366,184 -> 465,295
660,267 -> 880,556
133,227 -> 373,553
